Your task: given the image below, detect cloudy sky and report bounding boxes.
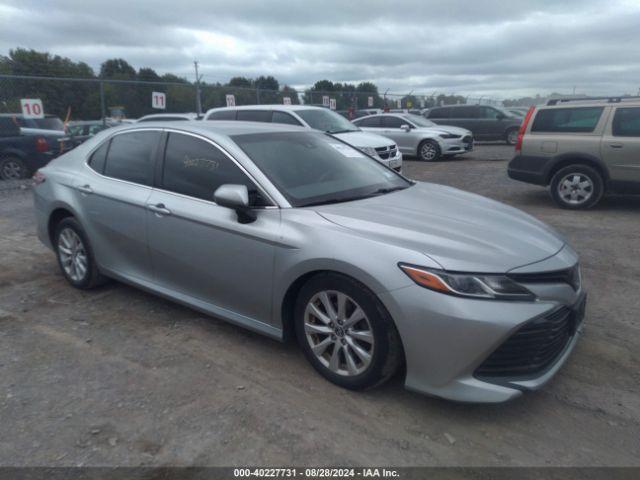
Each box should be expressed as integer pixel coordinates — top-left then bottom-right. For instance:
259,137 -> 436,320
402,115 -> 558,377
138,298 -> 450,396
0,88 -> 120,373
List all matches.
1,0 -> 639,98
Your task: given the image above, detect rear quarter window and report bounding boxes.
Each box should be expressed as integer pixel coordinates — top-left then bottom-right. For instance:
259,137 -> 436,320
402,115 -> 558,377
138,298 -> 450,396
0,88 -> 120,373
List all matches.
531,107 -> 604,133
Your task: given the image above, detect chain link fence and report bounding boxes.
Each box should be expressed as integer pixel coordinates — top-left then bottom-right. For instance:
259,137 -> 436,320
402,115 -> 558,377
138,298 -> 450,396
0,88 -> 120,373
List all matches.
0,74 -> 504,122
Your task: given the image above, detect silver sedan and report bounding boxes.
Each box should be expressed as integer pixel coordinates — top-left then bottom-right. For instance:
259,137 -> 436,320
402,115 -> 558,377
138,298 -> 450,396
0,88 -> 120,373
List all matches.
33,121 -> 585,403
354,113 -> 474,161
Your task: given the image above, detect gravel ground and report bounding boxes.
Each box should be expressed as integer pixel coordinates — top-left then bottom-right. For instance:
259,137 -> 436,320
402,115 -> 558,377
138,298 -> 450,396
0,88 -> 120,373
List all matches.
0,144 -> 638,467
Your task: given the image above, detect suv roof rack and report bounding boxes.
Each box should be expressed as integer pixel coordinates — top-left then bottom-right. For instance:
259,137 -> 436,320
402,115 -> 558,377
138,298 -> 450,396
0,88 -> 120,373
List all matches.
547,96 -> 640,106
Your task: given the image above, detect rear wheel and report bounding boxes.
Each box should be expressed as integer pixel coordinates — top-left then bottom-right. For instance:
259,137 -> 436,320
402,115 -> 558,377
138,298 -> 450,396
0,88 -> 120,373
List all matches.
54,217 -> 107,289
418,140 -> 441,161
0,156 -> 28,180
295,273 -> 402,390
550,164 -> 604,209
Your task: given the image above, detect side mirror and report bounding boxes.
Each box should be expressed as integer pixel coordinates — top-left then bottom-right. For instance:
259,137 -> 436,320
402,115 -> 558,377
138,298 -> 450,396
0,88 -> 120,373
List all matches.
213,184 -> 256,224
400,124 -> 411,132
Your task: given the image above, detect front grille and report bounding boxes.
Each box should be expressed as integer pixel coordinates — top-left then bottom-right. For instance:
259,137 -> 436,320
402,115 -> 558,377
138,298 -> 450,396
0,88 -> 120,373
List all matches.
375,144 -> 397,159
508,264 -> 581,291
475,306 -> 579,378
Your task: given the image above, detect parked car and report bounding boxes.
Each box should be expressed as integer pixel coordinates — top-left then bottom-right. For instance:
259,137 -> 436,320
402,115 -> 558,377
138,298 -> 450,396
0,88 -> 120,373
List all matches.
508,97 -> 640,209
425,105 -> 522,144
1,113 -> 67,137
0,116 -> 61,179
34,120 -> 585,403
137,113 -> 200,122
508,107 -> 531,118
353,113 -> 473,161
204,105 -> 402,172
59,120 -> 112,153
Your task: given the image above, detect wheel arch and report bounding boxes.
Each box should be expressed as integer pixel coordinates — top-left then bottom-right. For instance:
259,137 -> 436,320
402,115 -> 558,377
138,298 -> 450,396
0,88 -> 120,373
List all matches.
544,153 -> 609,185
47,206 -> 77,246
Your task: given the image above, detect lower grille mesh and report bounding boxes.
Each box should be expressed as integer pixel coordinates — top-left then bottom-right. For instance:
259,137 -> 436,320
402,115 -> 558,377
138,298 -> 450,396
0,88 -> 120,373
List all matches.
475,306 -> 577,378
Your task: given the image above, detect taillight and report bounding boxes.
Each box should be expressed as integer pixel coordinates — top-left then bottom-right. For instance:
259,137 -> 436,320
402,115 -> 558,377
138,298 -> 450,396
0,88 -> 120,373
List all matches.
35,137 -> 49,153
515,106 -> 535,153
33,170 -> 46,185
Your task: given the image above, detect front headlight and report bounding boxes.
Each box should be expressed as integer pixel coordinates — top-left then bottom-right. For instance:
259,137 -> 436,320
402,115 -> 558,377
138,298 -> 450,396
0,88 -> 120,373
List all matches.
359,146 -> 378,157
439,133 -> 461,139
399,264 -> 536,301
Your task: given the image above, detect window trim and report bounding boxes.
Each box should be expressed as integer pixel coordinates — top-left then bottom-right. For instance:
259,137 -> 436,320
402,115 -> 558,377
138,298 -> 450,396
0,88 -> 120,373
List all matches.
155,129 -> 279,209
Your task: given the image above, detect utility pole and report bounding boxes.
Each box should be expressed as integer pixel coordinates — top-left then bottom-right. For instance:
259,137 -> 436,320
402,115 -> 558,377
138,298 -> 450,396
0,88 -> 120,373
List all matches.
194,60 -> 203,117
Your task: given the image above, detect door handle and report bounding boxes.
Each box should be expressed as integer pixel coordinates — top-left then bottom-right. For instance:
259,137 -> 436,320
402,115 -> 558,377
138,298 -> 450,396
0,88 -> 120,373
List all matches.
147,203 -> 172,216
76,184 -> 93,194
609,143 -> 623,149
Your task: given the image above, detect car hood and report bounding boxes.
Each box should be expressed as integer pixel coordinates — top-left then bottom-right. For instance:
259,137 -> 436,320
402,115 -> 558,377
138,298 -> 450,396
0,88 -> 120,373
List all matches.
333,130 -> 395,148
313,182 -> 565,273
414,125 -> 471,137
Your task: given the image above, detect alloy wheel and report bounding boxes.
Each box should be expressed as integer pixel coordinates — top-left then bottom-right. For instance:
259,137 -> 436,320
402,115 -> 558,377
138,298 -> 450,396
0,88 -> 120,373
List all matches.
420,142 -> 438,161
57,228 -> 88,282
1,160 -> 24,180
304,290 -> 375,377
558,173 -> 594,205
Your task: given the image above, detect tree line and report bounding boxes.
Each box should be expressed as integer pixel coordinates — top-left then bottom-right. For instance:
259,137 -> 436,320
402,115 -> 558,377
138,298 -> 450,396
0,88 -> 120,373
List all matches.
1,48 -> 467,120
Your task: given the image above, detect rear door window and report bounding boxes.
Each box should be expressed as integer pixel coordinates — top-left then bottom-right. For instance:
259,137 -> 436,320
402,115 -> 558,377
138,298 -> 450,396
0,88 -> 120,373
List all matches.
427,108 -> 450,119
103,131 -> 160,185
532,107 -> 604,133
208,110 -> 237,120
612,107 -> 640,137
271,111 -> 302,126
356,116 -> 382,127
237,110 -> 272,122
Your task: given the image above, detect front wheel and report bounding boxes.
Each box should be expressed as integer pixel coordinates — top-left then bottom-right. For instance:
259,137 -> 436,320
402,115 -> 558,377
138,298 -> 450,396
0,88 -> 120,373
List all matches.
418,140 -> 441,161
295,273 -> 403,390
549,164 -> 604,209
505,128 -> 519,145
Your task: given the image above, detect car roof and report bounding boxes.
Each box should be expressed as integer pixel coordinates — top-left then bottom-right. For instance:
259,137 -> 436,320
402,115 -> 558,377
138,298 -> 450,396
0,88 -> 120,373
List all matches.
137,113 -> 198,121
119,120 -> 308,136
205,104 -> 328,113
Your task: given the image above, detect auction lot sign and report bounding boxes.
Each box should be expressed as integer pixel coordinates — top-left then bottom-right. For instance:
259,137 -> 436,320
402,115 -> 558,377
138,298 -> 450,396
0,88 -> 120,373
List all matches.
226,94 -> 236,107
20,98 -> 44,118
152,91 -> 166,110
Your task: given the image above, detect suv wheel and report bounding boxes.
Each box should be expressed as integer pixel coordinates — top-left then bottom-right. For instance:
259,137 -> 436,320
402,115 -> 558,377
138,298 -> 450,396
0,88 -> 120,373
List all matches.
418,140 -> 441,161
295,273 -> 403,390
550,164 -> 604,209
505,128 -> 519,145
0,157 -> 28,180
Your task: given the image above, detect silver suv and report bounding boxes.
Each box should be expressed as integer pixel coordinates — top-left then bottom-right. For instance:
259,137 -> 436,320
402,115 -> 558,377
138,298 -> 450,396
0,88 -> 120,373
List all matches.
508,97 -> 640,209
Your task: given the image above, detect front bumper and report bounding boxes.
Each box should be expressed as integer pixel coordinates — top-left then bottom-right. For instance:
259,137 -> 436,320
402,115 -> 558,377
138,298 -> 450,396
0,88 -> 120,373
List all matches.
378,282 -> 585,403
377,150 -> 403,173
440,135 -> 474,156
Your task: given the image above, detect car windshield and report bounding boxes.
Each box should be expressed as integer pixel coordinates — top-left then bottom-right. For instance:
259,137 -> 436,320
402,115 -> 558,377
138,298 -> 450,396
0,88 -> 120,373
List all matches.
402,114 -> 436,127
232,131 -> 411,207
295,109 -> 359,134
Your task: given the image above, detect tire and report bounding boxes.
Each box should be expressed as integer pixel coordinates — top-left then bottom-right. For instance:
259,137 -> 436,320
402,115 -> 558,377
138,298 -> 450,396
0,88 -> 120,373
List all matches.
54,217 -> 107,289
294,273 -> 403,390
418,140 -> 441,162
505,128 -> 519,146
0,156 -> 29,180
549,164 -> 604,209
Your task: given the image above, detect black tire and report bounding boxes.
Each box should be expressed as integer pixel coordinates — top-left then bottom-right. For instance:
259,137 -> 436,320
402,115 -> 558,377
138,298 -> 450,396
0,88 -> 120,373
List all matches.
505,128 -> 519,145
549,164 -> 604,210
0,156 -> 29,180
294,273 -> 403,390
418,140 -> 441,162
54,217 -> 107,289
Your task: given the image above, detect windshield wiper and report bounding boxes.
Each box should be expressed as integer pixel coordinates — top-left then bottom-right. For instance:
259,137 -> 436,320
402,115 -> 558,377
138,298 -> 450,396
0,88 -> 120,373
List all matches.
302,186 -> 409,207
369,186 -> 408,195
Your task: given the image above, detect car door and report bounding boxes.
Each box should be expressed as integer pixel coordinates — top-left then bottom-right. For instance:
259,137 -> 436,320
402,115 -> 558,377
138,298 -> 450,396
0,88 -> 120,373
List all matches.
477,106 -> 506,139
381,115 -> 414,155
145,131 -> 280,329
601,106 -> 640,183
74,129 -> 159,282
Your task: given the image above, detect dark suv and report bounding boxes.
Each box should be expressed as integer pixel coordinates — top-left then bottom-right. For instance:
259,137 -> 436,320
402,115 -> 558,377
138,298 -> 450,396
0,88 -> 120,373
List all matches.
426,105 -> 522,144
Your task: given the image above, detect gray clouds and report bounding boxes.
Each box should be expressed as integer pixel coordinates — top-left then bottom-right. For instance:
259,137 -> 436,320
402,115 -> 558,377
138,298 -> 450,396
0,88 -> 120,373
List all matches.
1,0 -> 639,97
